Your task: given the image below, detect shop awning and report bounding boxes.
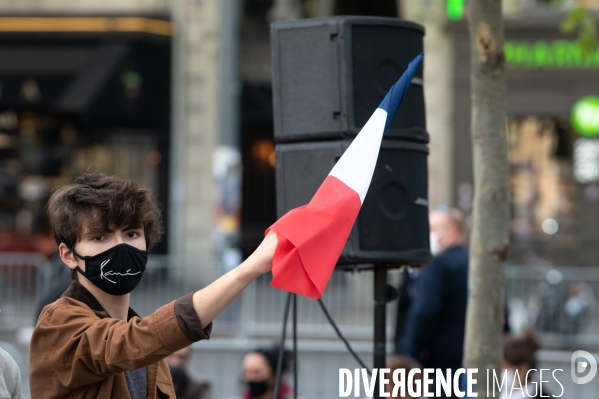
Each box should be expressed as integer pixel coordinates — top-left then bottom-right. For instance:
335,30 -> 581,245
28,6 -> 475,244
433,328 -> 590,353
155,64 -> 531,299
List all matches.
0,21 -> 171,128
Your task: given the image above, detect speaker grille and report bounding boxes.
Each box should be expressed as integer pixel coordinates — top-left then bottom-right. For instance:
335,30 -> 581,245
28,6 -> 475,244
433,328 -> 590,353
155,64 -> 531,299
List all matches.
350,24 -> 426,142
357,143 -> 429,253
276,24 -> 342,137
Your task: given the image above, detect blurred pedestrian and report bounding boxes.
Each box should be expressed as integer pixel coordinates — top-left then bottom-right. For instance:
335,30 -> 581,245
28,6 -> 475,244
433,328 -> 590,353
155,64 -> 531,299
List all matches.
501,330 -> 549,399
168,346 -> 211,399
241,347 -> 293,399
561,282 -> 591,334
396,207 -> 468,397
0,309 -> 23,399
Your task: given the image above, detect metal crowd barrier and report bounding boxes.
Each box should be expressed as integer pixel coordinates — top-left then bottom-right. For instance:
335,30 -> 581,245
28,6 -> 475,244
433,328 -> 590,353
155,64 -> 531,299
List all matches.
505,264 -> 599,349
0,252 -> 46,330
133,255 -> 398,340
2,251 -> 599,349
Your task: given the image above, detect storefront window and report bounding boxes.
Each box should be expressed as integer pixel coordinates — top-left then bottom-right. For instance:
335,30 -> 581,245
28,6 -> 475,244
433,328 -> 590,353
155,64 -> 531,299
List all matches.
508,117 -> 578,247
0,110 -> 164,257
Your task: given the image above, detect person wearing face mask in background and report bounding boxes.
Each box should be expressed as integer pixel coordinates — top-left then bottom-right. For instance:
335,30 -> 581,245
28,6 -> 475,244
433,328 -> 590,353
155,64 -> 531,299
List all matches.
394,206 -> 468,398
241,347 -> 294,399
168,346 -> 212,399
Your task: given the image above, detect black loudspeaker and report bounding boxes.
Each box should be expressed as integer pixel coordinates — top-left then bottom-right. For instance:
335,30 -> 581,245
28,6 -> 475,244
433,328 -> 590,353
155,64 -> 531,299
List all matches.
272,16 -> 431,266
271,16 -> 427,143
275,140 -> 432,267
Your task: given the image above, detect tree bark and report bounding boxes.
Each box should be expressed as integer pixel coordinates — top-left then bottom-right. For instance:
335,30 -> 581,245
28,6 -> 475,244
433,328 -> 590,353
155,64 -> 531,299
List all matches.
464,0 -> 509,397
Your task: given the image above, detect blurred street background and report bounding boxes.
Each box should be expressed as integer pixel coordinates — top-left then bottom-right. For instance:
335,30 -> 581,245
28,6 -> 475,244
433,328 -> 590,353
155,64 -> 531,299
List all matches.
1,0 -> 599,398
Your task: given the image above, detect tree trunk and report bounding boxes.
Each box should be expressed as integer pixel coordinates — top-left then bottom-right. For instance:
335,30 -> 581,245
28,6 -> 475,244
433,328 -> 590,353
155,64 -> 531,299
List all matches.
464,0 -> 509,397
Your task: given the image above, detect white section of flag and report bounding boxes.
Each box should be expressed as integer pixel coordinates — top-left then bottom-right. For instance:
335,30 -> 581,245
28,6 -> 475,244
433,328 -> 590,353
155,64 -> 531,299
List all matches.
329,108 -> 388,203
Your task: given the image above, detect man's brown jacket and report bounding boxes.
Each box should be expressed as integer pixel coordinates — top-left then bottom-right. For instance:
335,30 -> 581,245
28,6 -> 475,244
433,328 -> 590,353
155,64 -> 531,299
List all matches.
29,281 -> 211,399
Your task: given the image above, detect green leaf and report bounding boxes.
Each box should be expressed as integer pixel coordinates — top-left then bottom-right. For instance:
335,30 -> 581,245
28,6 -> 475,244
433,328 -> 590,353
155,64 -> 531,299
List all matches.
570,6 -> 589,21
579,15 -> 598,58
560,6 -> 589,34
561,6 -> 598,60
560,19 -> 576,33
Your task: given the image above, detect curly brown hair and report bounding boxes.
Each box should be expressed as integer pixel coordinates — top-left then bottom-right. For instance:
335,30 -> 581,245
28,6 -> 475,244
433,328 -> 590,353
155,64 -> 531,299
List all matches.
47,174 -> 163,251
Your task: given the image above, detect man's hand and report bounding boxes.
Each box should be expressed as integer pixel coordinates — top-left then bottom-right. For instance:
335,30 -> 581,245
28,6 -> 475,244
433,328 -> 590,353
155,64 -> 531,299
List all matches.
192,230 -> 278,327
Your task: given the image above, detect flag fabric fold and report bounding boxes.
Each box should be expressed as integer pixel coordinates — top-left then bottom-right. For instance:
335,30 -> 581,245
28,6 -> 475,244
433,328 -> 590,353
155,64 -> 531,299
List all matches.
267,53 -> 424,299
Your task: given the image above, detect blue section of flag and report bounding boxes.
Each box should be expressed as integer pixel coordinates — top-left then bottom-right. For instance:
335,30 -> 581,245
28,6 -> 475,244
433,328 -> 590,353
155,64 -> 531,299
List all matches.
377,53 -> 423,131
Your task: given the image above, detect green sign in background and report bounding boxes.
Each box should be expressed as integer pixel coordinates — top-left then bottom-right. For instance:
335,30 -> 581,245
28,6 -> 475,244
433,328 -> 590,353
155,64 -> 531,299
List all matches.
571,96 -> 599,137
505,40 -> 599,69
447,0 -> 467,21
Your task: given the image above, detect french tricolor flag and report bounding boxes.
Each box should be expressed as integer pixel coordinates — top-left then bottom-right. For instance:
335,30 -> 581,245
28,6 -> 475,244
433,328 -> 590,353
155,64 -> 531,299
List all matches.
267,53 -> 423,299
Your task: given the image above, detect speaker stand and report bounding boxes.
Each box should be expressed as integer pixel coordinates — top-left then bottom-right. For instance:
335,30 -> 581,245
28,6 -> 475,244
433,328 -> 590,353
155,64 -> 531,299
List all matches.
373,265 -> 400,399
373,265 -> 387,399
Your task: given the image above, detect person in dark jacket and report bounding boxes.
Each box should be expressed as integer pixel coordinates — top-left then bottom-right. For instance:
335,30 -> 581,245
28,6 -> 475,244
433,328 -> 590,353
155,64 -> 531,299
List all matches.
396,207 -> 468,391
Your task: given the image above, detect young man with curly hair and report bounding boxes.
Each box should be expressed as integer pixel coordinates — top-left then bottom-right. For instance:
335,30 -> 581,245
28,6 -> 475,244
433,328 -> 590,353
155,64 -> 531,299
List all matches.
29,174 -> 277,399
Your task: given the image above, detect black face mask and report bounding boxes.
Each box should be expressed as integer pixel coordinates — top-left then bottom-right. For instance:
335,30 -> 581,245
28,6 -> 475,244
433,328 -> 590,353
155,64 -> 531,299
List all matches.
247,380 -> 269,397
71,243 -> 147,296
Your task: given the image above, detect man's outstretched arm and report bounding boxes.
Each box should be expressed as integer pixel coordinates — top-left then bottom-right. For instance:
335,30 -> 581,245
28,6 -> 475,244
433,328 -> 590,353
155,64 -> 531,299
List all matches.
192,230 -> 278,326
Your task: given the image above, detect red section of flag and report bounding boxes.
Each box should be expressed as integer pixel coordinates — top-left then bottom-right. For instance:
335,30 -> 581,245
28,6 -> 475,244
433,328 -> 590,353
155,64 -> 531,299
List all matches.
266,175 -> 362,299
